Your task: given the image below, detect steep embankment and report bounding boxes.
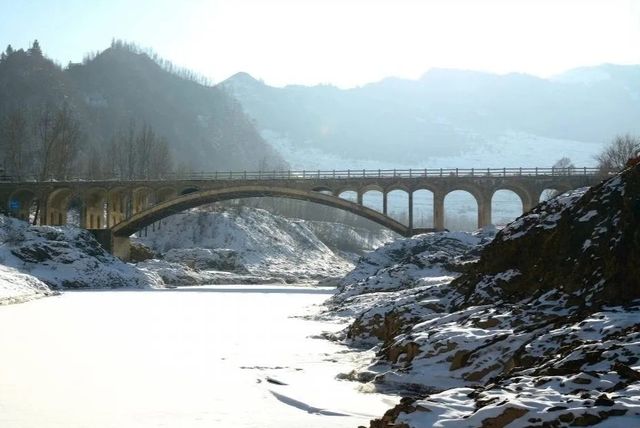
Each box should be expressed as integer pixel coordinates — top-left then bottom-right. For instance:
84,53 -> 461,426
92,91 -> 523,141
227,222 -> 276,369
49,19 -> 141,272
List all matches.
328,166 -> 640,427
133,207 -> 383,284
0,215 -> 163,304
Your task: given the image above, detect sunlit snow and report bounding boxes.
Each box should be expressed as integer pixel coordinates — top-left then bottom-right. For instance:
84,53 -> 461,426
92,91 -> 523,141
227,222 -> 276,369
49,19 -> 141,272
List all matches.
0,286 -> 396,428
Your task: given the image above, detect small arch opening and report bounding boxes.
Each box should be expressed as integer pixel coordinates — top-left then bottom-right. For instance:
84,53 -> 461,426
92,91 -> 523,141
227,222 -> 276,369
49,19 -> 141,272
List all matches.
491,189 -> 523,227
444,190 -> 478,231
362,190 -> 383,213
413,189 -> 434,228
387,189 -> 409,226
338,190 -> 358,203
8,189 -> 39,224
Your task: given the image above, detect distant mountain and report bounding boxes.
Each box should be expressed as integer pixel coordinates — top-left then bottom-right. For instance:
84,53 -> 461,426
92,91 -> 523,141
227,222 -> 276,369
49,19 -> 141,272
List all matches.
0,42 -> 286,172
220,64 -> 640,167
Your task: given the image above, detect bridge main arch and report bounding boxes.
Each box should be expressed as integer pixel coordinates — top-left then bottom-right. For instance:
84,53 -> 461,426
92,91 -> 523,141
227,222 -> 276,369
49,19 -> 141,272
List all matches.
111,185 -> 411,238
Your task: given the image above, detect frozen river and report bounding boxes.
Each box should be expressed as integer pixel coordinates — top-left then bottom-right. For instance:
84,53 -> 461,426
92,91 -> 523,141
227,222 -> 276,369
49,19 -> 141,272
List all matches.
0,285 -> 396,428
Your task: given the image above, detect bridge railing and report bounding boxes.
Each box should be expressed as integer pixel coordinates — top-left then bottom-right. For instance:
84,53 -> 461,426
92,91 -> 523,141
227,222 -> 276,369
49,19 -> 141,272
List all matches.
162,167 -> 601,180
0,167 -> 601,182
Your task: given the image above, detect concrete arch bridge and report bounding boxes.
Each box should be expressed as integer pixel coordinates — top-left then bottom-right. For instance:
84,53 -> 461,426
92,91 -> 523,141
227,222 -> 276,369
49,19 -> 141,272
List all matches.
0,168 -> 600,259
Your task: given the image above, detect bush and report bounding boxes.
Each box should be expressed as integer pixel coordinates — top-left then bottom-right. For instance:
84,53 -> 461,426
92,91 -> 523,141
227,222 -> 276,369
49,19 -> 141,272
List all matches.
595,134 -> 640,174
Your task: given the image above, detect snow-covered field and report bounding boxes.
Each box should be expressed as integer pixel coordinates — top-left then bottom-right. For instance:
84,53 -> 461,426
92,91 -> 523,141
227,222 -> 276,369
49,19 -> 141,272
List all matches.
0,286 -> 397,428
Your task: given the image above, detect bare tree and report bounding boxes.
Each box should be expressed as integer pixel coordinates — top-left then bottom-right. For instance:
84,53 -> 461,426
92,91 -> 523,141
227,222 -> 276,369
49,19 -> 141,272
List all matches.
84,146 -> 103,180
149,137 -> 172,178
552,157 -> 575,174
0,109 -> 29,179
49,103 -> 81,179
595,134 -> 640,174
115,120 -> 138,180
31,103 -> 81,223
34,104 -> 61,181
136,123 -> 155,179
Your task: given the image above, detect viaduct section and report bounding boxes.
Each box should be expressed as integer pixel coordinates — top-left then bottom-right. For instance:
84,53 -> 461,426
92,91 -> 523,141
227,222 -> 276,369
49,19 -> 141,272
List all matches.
0,168 -> 600,259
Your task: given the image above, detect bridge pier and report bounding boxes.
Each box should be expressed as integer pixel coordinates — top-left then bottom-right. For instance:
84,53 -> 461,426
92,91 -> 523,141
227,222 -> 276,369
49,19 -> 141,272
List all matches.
433,193 -> 445,231
478,200 -> 492,229
89,229 -> 131,261
383,193 -> 388,215
408,191 -> 413,233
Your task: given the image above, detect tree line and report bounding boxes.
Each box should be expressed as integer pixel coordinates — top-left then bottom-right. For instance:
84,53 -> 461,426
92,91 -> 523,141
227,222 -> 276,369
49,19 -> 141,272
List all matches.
0,41 -> 175,181
0,104 -> 174,181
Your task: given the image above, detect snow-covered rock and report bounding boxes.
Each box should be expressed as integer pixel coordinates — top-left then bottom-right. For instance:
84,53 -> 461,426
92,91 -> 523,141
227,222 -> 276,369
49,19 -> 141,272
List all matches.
0,216 -> 163,300
135,207 -> 354,281
0,264 -> 54,305
326,166 -> 640,427
302,220 -> 395,258
136,259 -> 285,286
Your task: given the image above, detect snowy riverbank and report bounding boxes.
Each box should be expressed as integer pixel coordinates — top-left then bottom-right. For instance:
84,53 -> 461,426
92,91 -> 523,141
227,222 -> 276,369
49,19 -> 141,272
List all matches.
0,206 -> 392,303
0,215 -> 164,305
323,167 -> 640,427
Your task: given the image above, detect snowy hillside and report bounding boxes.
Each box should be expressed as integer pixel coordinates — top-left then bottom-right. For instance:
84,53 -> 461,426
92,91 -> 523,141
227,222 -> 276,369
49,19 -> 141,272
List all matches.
134,207 -> 357,282
0,215 -> 163,304
325,166 -> 640,427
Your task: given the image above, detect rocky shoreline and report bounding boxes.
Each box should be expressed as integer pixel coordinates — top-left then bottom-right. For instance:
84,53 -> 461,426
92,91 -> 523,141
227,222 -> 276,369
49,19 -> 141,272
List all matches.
323,166 -> 640,427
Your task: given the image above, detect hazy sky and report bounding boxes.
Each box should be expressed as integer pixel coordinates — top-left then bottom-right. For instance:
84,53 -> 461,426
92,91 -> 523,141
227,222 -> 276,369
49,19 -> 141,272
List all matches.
1,0 -> 639,87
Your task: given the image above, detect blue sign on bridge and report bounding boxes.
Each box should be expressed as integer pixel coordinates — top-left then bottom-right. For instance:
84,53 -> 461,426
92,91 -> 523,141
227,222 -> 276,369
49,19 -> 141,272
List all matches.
9,199 -> 19,210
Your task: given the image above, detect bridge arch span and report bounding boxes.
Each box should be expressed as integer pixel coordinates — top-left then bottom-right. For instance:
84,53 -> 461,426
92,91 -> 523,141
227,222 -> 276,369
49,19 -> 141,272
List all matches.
489,183 -> 536,212
111,185 -> 410,238
384,184 -> 411,194
7,188 -> 40,222
442,184 -> 484,204
156,186 -> 178,203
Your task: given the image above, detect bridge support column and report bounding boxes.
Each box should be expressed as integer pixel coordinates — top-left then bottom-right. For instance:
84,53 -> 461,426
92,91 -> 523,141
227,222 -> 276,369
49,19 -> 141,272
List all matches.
105,199 -> 111,228
89,229 -> 131,261
126,190 -> 134,219
522,189 -> 537,213
434,192 -> 445,231
383,192 -> 388,215
79,201 -> 88,228
40,201 -> 48,226
408,191 -> 413,233
478,199 -> 492,229
357,191 -> 363,206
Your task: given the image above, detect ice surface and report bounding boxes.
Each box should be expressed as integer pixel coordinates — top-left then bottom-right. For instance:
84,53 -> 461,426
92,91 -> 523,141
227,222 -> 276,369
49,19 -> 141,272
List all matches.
0,286 -> 397,428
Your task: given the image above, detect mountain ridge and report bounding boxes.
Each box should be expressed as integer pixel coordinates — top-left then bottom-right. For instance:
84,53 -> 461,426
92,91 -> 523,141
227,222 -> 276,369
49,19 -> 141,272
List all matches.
219,64 -> 640,167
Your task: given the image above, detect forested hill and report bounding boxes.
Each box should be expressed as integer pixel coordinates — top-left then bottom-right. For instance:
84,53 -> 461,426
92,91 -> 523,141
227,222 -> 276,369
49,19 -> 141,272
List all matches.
0,41 -> 286,174
220,65 -> 640,166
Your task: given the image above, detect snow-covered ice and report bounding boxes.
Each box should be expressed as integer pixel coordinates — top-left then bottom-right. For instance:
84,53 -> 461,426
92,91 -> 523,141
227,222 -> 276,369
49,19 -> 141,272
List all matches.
0,286 -> 397,428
